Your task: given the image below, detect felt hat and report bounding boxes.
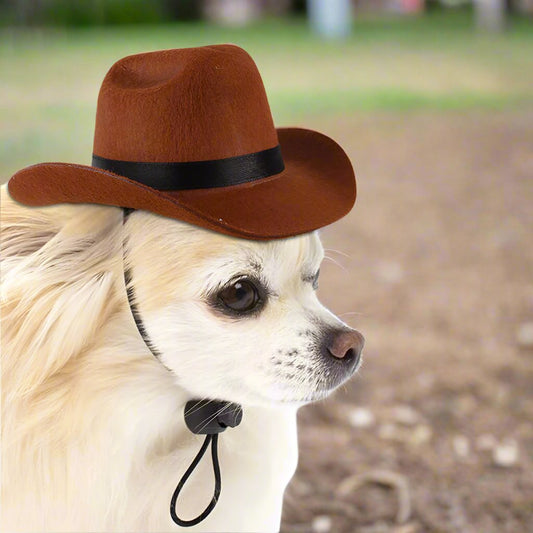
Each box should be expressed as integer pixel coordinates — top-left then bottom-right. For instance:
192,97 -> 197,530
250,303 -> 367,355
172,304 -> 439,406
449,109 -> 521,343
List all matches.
8,45 -> 356,240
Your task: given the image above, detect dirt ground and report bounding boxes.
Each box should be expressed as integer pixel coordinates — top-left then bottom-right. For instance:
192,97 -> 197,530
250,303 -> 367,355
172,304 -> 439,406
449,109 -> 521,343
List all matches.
280,111 -> 533,533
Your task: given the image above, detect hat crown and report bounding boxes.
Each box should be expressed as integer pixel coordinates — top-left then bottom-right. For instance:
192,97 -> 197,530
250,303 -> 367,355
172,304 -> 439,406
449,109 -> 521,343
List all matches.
93,45 -> 279,163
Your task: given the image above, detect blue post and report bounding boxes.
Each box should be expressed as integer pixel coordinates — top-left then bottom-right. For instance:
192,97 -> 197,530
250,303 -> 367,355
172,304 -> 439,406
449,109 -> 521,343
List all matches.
308,0 -> 352,39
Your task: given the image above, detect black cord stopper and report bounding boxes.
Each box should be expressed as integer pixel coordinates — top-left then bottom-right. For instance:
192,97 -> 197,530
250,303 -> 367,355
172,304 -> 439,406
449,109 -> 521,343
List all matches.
170,400 -> 243,527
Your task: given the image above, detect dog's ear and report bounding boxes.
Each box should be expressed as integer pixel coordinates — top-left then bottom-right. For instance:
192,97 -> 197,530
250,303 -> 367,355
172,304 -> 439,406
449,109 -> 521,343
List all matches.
1,185 -> 63,259
1,185 -> 123,400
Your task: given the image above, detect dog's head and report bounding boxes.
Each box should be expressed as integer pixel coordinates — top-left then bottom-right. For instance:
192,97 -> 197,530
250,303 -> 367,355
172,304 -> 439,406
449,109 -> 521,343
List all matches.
125,211 -> 364,407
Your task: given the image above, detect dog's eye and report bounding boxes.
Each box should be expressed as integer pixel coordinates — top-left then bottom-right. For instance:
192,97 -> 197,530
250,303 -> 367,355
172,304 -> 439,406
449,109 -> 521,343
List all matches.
312,269 -> 320,290
302,270 -> 320,290
218,279 -> 261,313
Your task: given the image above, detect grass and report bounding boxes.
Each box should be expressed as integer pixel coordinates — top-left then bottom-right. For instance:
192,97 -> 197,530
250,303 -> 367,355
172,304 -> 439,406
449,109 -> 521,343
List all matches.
1,10 -> 532,180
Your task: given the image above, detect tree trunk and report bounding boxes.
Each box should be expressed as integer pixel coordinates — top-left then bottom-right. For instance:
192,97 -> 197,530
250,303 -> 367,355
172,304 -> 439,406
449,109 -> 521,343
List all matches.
475,0 -> 506,32
201,0 -> 263,26
308,0 -> 352,39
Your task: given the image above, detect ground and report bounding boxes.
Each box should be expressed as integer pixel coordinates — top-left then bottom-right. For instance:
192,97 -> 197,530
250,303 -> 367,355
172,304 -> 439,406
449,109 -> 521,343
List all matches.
1,12 -> 532,533
281,111 -> 533,533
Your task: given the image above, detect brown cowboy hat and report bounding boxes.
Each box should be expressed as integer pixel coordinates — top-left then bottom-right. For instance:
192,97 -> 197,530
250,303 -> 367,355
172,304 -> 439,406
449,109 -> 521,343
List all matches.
8,45 -> 356,240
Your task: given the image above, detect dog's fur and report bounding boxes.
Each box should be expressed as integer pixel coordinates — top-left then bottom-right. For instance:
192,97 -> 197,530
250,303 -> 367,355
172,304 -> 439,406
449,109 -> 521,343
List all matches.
0,184 -> 360,532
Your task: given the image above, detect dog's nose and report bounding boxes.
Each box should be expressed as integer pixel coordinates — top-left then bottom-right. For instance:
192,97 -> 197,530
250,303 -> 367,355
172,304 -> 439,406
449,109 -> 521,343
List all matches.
326,328 -> 365,362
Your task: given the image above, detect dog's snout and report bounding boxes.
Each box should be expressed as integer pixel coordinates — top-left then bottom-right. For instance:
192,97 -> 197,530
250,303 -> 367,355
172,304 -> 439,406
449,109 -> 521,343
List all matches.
325,328 -> 364,362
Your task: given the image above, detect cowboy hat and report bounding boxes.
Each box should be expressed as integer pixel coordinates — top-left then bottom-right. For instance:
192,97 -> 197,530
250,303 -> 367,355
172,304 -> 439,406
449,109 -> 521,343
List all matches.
7,45 -> 356,240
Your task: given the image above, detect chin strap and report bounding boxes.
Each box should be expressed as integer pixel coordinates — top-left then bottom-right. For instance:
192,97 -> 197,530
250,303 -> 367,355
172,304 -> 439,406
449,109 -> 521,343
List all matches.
121,208 -> 243,527
122,208 -> 160,357
170,434 -> 220,527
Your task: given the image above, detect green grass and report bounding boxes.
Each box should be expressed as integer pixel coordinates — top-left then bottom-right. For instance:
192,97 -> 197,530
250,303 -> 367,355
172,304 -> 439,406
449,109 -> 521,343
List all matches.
1,11 -> 532,180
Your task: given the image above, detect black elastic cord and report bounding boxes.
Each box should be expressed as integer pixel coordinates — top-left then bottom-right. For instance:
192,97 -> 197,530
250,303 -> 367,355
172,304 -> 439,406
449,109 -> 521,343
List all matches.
122,207 -> 164,360
170,434 -> 221,527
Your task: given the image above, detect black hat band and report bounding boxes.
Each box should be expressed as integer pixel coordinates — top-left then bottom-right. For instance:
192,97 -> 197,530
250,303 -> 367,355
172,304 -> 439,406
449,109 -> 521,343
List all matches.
92,145 -> 284,191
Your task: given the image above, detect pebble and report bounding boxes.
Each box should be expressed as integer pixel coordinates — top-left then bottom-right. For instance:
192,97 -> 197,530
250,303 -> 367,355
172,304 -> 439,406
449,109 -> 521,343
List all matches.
516,322 -> 533,349
378,422 -> 432,445
375,260 -> 404,284
452,435 -> 470,459
391,404 -> 420,426
347,406 -> 375,428
492,439 -> 519,467
410,424 -> 432,445
396,524 -> 421,533
311,515 -> 332,533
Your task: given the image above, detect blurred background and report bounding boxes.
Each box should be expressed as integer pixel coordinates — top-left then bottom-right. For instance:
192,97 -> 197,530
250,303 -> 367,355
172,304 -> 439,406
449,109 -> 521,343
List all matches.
1,1 -> 532,531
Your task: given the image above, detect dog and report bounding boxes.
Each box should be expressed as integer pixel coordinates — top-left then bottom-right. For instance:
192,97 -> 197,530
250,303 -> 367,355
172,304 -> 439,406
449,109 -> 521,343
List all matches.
1,184 -> 364,532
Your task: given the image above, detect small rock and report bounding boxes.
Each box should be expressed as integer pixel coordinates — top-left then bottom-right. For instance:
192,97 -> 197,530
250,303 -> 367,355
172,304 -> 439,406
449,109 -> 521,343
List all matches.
516,322 -> 533,349
312,515 -> 332,533
290,478 -> 313,496
347,406 -> 375,428
452,435 -> 470,459
476,433 -> 497,451
493,439 -> 519,467
393,523 -> 421,533
392,404 -> 420,426
410,424 -> 432,445
376,261 -> 404,284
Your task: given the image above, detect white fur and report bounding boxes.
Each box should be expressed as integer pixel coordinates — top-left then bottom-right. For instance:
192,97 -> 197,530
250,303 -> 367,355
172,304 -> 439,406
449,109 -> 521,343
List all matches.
0,183 -> 358,532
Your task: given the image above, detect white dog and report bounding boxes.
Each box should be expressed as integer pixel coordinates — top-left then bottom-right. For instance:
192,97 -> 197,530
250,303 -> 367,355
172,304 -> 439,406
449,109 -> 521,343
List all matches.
0,184 -> 363,532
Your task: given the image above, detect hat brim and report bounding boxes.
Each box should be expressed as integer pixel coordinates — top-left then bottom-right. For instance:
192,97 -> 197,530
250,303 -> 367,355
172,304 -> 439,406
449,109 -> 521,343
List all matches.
7,128 -> 356,240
